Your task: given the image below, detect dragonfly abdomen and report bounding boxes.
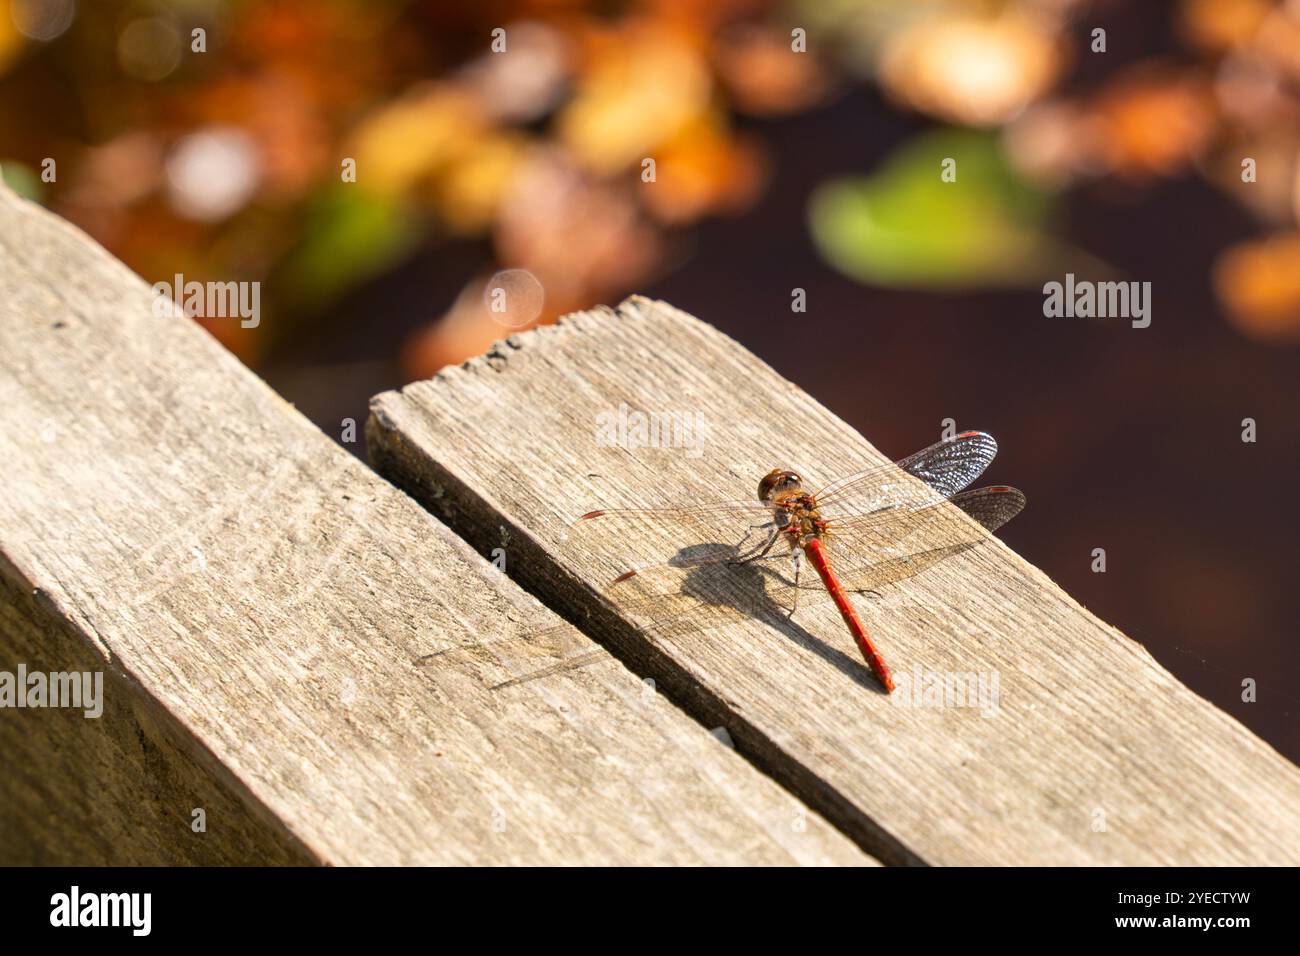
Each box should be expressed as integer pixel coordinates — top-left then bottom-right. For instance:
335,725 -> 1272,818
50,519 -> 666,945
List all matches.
803,537 -> 896,693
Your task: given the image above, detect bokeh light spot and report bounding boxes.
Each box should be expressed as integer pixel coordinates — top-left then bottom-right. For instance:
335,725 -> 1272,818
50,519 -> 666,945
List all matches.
482,269 -> 544,329
117,16 -> 183,82
10,0 -> 74,42
164,127 -> 261,221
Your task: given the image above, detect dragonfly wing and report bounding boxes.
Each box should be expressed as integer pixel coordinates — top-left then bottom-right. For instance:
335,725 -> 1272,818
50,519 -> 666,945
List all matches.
790,485 -> 1026,597
565,431 -> 997,581
897,431 -> 999,498
560,499 -> 775,580
948,484 -> 1026,532
437,557 -> 800,689
476,483 -> 1025,688
812,431 -> 998,517
493,441 -> 1022,688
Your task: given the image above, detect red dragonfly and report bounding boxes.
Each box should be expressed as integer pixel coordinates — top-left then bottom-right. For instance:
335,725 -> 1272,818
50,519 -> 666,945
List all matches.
432,431 -> 1024,692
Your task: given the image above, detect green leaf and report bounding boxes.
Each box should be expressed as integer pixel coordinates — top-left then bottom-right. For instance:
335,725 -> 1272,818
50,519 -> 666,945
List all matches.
809,128 -> 1060,288
276,185 -> 422,312
0,161 -> 44,202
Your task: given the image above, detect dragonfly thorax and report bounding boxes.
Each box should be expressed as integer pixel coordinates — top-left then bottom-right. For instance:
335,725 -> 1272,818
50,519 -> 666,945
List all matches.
759,470 -> 824,538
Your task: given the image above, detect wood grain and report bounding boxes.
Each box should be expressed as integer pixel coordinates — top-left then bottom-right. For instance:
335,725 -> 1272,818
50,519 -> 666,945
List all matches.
0,568 -> 312,865
0,185 -> 870,865
370,295 -> 1300,865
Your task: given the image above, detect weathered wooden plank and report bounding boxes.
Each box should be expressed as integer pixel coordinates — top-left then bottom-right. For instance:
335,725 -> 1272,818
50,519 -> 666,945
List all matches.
369,295 -> 1300,865
0,184 -> 870,866
0,566 -> 313,865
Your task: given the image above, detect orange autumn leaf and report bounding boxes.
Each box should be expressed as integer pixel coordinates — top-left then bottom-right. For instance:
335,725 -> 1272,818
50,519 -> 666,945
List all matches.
558,22 -> 711,175
712,22 -> 831,116
1087,68 -> 1215,179
1179,0 -> 1272,53
639,115 -> 767,224
429,132 -> 529,234
346,85 -> 488,198
1214,233 -> 1300,341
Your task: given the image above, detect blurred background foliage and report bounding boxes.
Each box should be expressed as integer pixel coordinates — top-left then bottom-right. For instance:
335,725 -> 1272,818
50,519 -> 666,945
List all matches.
2,0 -> 1299,758
6,0 -> 1300,362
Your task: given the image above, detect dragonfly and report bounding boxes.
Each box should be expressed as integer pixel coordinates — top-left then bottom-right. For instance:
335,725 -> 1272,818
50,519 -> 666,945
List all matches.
429,431 -> 1024,692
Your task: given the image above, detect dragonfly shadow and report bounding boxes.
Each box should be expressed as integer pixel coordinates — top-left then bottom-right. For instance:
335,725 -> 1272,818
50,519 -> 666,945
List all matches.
646,543 -> 886,693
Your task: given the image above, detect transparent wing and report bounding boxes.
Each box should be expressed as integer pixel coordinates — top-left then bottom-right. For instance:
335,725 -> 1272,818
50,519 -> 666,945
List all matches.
610,485 -> 1026,612
563,431 -> 999,583
943,484 -> 1026,533
461,484 -> 1025,688
456,436 -> 1022,689
811,485 -> 1025,594
559,499 -> 776,583
810,431 -> 999,518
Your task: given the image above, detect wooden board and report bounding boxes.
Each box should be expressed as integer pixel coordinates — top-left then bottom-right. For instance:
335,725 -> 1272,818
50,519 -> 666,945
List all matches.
369,295 -> 1300,865
0,184 -> 870,866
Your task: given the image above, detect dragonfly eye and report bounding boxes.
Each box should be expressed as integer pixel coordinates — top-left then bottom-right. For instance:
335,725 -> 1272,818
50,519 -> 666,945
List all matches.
758,469 -> 803,501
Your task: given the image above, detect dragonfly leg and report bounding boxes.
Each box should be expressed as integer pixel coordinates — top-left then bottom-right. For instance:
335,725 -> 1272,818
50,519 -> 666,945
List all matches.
786,549 -> 803,617
731,521 -> 769,554
731,525 -> 779,564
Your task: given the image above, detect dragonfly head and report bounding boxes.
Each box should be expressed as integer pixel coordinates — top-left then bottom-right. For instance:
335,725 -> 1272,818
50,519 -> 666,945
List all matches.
758,469 -> 805,503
